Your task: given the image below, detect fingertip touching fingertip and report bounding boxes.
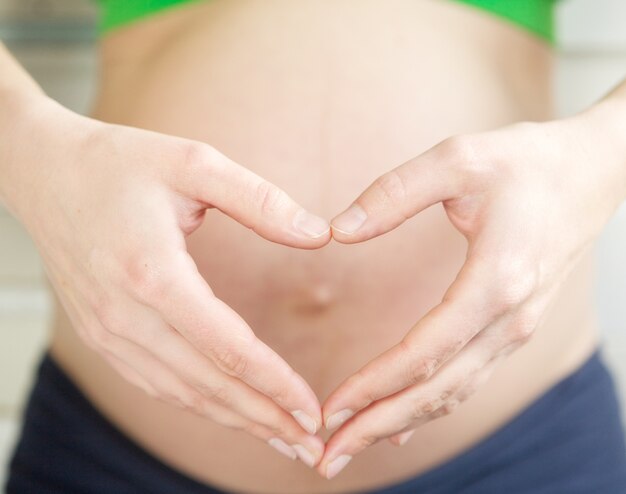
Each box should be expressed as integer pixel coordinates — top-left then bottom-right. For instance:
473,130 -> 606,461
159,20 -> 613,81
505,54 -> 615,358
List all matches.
293,209 -> 331,239
331,204 -> 367,235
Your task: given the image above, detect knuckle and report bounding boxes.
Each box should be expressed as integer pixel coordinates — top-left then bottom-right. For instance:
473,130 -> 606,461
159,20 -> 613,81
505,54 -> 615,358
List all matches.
409,398 -> 436,419
122,253 -> 177,305
508,311 -> 538,343
254,180 -> 289,218
264,383 -> 286,404
211,345 -> 250,379
362,386 -> 380,407
457,384 -> 477,401
443,336 -> 467,360
357,434 -> 378,450
439,134 -> 494,186
492,261 -> 537,313
400,340 -> 440,385
439,380 -> 462,403
441,399 -> 460,415
181,141 -> 222,176
197,383 -> 231,408
181,392 -> 206,414
405,357 -> 439,385
159,390 -> 187,410
264,421 -> 287,438
371,169 -> 408,209
441,135 -> 479,167
170,140 -> 226,195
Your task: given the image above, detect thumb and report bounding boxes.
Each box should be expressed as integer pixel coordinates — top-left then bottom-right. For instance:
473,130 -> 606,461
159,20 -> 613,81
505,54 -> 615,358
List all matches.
175,141 -> 330,248
330,136 -> 473,243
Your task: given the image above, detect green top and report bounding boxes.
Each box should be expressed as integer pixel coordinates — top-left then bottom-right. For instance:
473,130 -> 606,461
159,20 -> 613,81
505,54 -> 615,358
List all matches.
459,0 -> 557,42
95,0 -> 557,43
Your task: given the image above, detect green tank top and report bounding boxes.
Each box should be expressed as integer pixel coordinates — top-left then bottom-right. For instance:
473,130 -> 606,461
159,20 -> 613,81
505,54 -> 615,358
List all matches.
96,0 -> 557,43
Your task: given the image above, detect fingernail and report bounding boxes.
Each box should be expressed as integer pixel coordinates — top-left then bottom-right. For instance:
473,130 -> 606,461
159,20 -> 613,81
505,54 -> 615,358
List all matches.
331,204 -> 367,235
326,454 -> 352,479
291,410 -> 318,435
292,444 -> 316,468
397,430 -> 415,446
325,409 -> 354,431
293,210 -> 330,238
268,437 -> 297,460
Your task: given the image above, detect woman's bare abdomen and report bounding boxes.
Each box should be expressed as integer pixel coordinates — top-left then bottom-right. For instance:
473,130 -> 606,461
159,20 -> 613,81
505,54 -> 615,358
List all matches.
50,1 -> 601,492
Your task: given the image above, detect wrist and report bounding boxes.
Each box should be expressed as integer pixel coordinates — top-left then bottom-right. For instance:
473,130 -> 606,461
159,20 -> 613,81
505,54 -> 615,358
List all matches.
0,92 -> 70,219
578,96 -> 626,208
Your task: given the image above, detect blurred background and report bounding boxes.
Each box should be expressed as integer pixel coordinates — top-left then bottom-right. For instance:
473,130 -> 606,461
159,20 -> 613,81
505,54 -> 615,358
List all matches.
1,0 -> 626,486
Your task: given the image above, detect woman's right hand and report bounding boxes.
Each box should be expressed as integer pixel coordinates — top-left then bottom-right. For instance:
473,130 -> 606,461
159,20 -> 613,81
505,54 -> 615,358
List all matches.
2,95 -> 329,467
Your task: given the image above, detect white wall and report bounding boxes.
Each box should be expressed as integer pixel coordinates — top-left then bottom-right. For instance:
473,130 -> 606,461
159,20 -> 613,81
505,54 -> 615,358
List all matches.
1,0 -> 626,487
555,0 -> 626,403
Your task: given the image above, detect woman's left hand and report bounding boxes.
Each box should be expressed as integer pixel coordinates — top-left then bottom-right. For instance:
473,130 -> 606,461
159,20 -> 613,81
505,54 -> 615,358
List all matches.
317,106 -> 626,479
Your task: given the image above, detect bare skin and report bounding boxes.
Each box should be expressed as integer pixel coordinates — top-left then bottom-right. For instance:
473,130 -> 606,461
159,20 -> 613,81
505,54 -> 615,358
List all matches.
2,1 -> 625,493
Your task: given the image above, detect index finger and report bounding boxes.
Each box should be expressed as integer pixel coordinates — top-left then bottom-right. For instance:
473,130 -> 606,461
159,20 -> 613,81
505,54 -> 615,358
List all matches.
322,252 -> 533,430
128,249 -> 322,434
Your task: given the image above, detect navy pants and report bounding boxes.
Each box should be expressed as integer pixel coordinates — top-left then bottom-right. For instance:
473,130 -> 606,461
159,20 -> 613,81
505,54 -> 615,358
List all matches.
6,344 -> 626,493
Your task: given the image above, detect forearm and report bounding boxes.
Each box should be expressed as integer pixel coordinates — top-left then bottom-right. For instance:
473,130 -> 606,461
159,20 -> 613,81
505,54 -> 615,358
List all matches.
0,42 -> 55,215
0,43 -> 44,101
579,77 -> 626,208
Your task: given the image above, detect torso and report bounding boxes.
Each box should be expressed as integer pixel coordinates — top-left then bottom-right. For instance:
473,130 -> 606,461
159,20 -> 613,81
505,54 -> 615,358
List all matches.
49,1 -> 601,492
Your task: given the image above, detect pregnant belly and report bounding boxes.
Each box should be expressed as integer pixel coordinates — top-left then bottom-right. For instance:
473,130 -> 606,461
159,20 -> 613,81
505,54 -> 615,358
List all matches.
50,1 -> 600,492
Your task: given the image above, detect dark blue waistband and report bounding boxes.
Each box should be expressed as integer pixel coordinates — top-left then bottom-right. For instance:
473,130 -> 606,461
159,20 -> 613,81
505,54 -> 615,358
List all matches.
371,344 -> 626,494
6,343 -> 626,494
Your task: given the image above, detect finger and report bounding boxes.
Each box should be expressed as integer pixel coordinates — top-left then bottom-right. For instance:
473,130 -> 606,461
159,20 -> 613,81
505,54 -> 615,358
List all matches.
128,251 -> 323,435
101,324 -> 321,466
106,304 -> 325,466
148,329 -> 325,466
97,330 -> 247,429
387,351 -> 505,446
107,339 -> 309,463
330,135 -> 476,242
105,344 -> 304,463
100,351 -> 159,398
319,329 -> 511,479
173,140 -> 330,247
97,324 -> 325,466
323,252 -> 533,431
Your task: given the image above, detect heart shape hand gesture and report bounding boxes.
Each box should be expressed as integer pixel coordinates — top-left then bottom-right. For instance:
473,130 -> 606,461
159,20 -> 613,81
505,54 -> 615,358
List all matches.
8,96 -> 625,481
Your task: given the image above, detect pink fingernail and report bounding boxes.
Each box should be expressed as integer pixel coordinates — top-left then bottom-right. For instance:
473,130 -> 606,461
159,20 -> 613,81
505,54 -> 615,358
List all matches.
268,438 -> 297,460
331,204 -> 367,234
326,454 -> 352,479
292,444 -> 316,468
291,410 -> 318,435
325,409 -> 354,431
293,210 -> 330,238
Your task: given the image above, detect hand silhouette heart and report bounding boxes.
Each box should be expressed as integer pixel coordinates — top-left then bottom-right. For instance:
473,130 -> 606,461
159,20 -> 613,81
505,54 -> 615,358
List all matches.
43,115 -> 601,481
